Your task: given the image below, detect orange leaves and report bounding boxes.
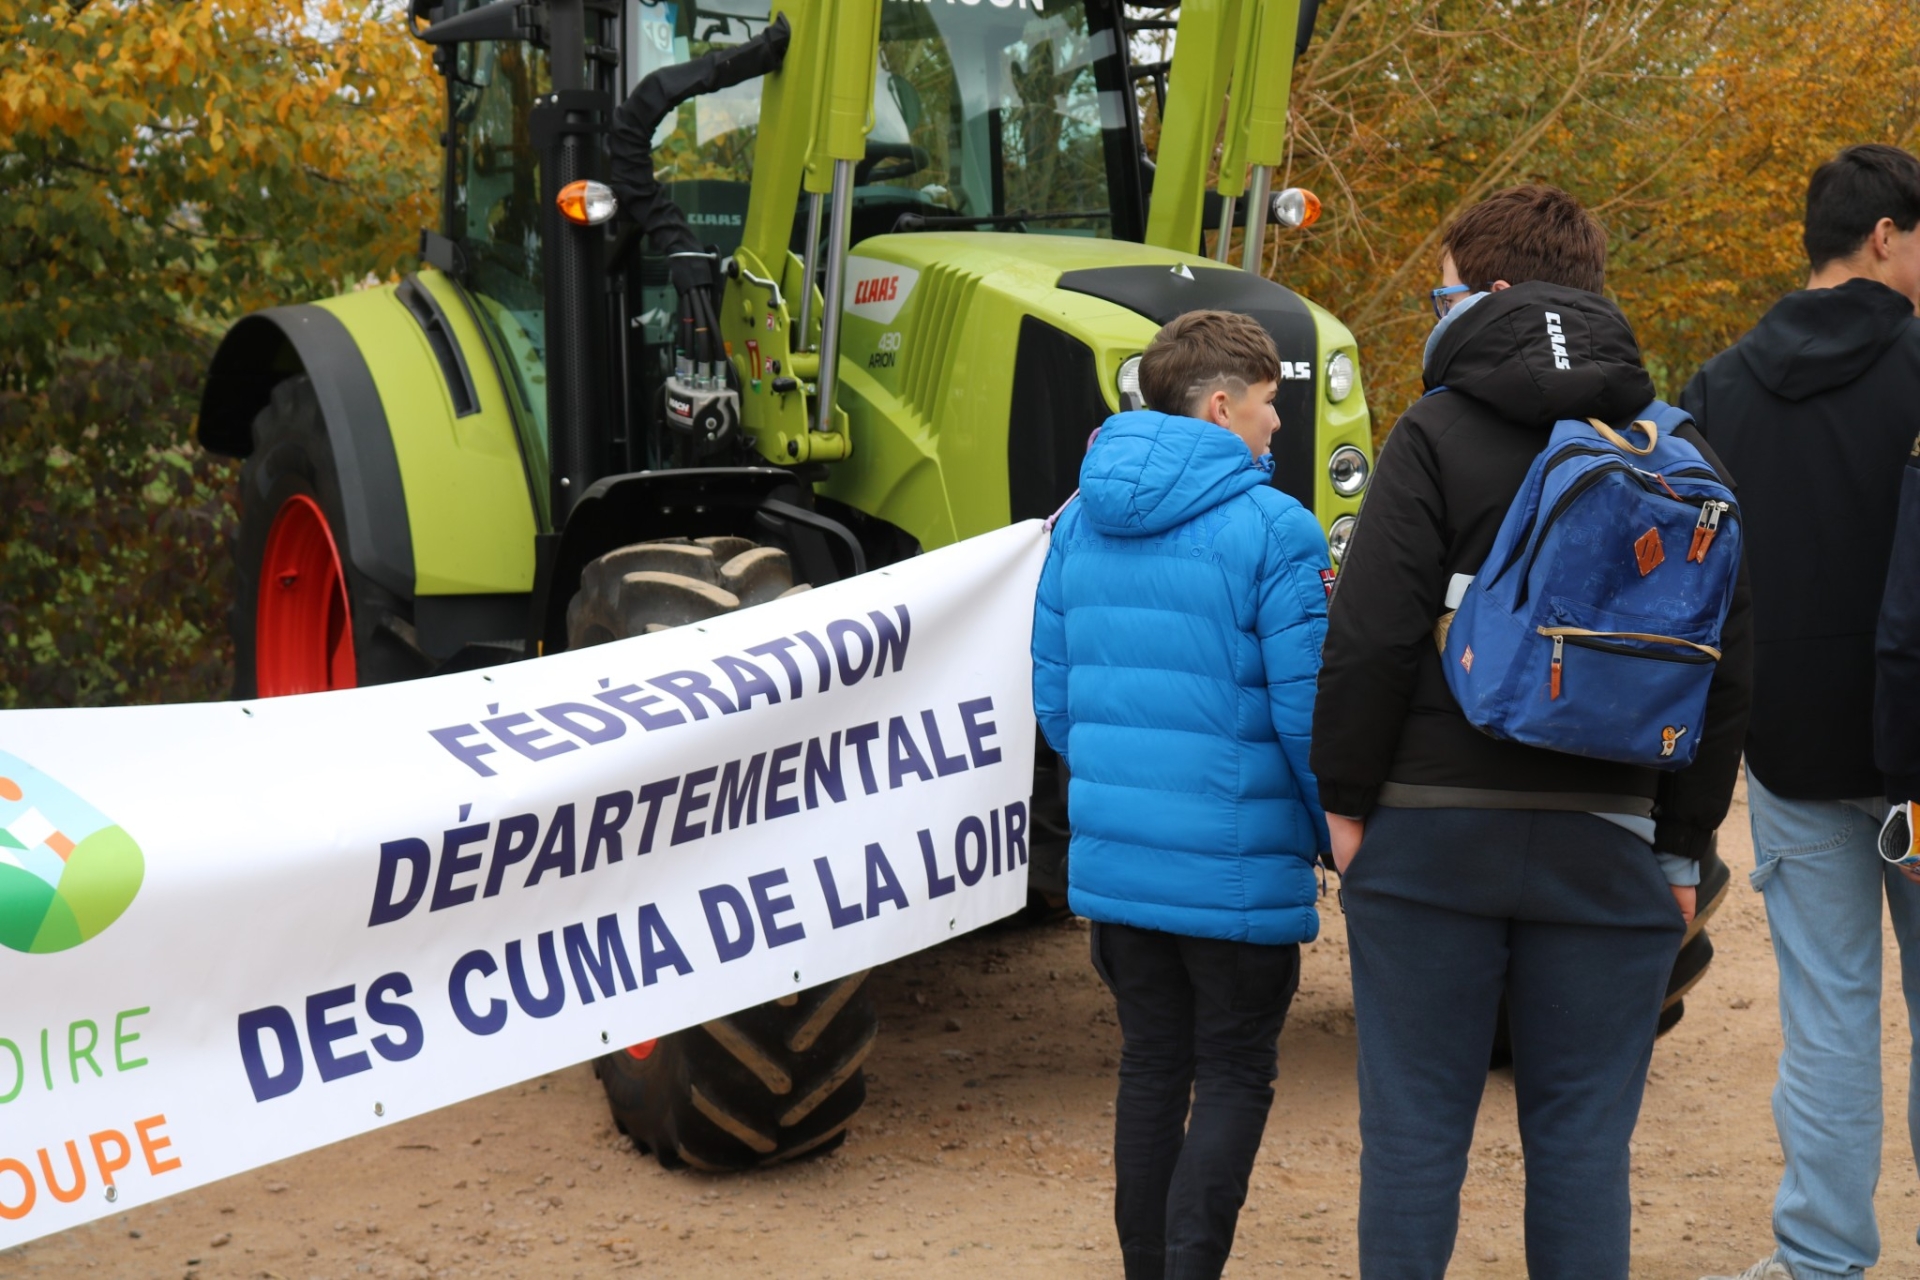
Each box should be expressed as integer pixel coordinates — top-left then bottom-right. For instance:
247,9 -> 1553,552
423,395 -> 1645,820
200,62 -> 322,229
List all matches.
1,0 -> 438,381
1249,0 -> 1920,443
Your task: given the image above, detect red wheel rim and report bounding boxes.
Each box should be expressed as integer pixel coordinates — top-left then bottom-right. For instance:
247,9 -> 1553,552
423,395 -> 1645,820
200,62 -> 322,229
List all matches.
256,494 -> 357,696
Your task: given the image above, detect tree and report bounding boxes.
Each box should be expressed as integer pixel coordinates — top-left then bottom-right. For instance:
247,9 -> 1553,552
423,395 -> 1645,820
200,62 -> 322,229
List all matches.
1212,0 -> 1920,432
0,0 -> 439,706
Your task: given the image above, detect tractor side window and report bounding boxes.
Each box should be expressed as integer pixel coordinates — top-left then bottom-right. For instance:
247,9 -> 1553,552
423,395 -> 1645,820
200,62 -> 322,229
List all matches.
449,37 -> 552,439
624,0 -> 765,462
627,0 -> 763,256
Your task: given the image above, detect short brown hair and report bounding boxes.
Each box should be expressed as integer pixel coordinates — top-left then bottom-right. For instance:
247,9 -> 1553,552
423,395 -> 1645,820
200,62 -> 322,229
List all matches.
1137,310 -> 1281,416
1441,184 -> 1607,294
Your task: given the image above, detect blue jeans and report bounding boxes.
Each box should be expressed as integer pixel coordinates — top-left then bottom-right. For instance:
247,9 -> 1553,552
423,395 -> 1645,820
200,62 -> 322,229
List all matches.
1748,769 -> 1920,1280
1342,807 -> 1684,1279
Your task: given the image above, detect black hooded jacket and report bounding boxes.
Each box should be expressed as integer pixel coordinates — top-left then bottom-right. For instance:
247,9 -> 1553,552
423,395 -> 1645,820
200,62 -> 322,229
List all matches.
1311,282 -> 1754,861
1881,439 -> 1920,805
1681,278 -> 1920,800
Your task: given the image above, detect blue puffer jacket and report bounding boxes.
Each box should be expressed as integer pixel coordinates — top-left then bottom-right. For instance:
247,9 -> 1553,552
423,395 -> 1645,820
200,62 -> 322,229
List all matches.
1032,410 -> 1332,945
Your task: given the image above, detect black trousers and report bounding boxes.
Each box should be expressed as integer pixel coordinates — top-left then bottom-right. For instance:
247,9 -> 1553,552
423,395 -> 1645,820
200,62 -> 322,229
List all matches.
1091,921 -> 1301,1280
1341,807 -> 1685,1280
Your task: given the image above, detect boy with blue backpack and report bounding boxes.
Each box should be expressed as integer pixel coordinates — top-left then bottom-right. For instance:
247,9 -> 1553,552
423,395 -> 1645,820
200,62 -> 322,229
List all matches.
1032,309 -> 1332,1280
1310,184 -> 1754,1278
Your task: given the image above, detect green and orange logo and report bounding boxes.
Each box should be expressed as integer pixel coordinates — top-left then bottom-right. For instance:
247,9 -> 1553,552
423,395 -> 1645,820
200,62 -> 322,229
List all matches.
0,752 -> 143,954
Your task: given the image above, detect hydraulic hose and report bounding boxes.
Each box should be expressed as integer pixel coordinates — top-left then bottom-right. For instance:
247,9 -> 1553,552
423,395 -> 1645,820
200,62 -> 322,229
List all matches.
607,14 -> 792,295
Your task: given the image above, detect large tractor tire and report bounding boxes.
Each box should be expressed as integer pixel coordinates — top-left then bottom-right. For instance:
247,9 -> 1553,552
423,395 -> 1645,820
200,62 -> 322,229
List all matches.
594,970 -> 877,1171
231,375 -> 427,697
568,537 -> 880,1171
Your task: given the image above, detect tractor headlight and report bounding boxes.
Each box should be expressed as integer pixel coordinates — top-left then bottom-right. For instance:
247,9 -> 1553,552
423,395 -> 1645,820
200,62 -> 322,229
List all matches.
1328,444 -> 1370,498
1116,354 -> 1144,411
1326,351 -> 1356,403
1327,514 -> 1358,566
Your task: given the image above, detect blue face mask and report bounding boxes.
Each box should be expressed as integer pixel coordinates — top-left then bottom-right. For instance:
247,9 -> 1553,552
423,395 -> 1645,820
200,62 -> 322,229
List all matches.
1424,290 -> 1488,373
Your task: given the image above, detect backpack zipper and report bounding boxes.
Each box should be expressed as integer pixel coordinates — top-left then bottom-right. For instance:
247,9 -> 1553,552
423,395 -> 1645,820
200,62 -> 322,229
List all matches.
1506,462 -> 1739,591
1688,500 -> 1731,562
1537,625 -> 1719,701
1544,629 -> 1719,660
1501,453 -> 1721,580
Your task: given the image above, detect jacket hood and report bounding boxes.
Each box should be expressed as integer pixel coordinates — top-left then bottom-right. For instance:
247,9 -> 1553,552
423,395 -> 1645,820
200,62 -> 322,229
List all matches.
1078,410 -> 1272,537
1736,277 -> 1916,402
1424,281 -> 1655,427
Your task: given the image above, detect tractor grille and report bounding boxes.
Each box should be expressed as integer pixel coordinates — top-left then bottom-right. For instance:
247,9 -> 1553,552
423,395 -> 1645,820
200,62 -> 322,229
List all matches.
1007,317 -> 1106,523
899,261 -> 980,429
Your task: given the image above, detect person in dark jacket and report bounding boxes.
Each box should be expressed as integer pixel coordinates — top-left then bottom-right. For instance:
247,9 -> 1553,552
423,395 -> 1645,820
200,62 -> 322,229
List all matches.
1311,184 -> 1753,1279
1688,145 -> 1920,1280
1032,309 -> 1332,1280
1880,434 -> 1920,816
1877,433 -> 1920,881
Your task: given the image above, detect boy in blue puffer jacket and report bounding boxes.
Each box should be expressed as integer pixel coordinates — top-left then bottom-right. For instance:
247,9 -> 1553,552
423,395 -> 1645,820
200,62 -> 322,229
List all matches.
1031,309 -> 1332,1280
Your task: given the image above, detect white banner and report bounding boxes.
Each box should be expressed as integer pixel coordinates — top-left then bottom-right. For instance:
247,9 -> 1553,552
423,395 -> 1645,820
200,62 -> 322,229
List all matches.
0,521 -> 1048,1247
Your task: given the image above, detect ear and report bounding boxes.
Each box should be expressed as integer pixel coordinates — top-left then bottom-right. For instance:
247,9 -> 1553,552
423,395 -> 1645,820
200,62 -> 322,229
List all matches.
1489,280 -> 1512,292
1874,216 -> 1900,260
1208,389 -> 1233,425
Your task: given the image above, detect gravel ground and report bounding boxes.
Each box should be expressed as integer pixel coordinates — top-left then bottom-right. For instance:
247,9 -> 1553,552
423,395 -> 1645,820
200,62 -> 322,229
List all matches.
12,777 -> 1920,1279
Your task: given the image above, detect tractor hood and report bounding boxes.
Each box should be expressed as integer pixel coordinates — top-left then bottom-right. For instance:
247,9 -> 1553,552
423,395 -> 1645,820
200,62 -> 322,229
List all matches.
823,232 -> 1350,551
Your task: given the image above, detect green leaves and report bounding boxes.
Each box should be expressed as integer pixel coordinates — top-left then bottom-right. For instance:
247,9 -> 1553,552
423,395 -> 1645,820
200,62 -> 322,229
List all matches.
0,353 -> 236,707
0,1 -> 439,706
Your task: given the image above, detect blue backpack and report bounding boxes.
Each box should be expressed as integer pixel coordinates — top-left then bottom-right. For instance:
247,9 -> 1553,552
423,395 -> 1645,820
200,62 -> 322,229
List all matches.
1439,400 -> 1740,770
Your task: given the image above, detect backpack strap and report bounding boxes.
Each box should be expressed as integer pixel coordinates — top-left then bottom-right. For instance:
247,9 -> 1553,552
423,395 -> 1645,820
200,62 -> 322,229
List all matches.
1588,416 -> 1658,455
1642,399 -> 1693,431
1586,399 -> 1694,456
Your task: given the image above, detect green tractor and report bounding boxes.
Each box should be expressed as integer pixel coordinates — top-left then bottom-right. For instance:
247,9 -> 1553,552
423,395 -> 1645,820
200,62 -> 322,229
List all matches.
196,0 -> 1374,1170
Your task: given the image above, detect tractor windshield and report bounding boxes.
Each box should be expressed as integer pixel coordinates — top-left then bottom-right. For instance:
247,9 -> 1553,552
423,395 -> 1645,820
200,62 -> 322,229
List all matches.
867,0 -> 1132,237
635,0 -> 1139,246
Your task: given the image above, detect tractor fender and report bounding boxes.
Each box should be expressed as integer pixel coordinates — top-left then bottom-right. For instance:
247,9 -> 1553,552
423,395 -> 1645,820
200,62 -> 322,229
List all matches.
198,305 -> 415,601
200,270 -> 544,625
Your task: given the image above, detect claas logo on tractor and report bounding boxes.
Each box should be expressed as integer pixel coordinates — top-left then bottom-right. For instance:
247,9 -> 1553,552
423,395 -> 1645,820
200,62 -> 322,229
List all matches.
851,274 -> 899,306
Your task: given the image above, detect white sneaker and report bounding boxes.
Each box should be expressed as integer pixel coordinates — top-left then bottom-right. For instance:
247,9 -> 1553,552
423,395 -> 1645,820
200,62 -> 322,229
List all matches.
1699,1254 -> 1794,1280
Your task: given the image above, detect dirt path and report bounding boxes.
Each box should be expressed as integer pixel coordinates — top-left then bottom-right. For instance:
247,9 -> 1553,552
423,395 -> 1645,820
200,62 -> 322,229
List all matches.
13,779 -> 1920,1279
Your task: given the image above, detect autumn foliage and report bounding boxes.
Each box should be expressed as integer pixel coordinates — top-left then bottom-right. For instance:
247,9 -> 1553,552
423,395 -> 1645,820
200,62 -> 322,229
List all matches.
0,0 -> 437,706
1259,0 -> 1920,425
3,1 -> 1919,705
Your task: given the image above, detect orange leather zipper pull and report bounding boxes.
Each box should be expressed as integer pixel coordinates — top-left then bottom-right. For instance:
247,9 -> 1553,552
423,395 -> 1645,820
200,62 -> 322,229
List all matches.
1688,502 -> 1725,563
1549,634 -> 1564,700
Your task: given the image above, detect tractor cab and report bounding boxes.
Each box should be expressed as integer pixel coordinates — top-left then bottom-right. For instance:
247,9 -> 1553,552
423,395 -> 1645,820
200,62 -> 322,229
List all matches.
439,0 -> 1151,494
